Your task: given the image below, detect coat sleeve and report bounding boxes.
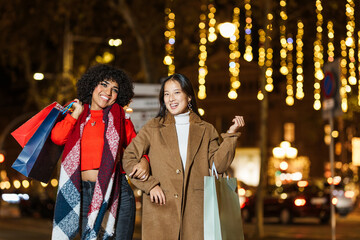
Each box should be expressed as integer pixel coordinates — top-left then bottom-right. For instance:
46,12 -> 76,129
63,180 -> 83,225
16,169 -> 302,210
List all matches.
208,124 -> 241,173
122,121 -> 159,194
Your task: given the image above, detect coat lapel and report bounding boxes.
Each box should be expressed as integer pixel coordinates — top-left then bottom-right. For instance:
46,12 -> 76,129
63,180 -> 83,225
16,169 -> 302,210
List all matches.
159,118 -> 183,170
184,114 -> 205,181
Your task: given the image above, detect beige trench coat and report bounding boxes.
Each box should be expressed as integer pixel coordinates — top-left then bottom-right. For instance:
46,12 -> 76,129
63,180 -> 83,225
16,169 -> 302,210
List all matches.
122,112 -> 240,240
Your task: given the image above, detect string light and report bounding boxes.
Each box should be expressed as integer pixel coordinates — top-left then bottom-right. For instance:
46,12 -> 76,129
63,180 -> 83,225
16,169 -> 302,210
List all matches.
207,4 -> 217,42
358,31 -> 360,106
243,0 -> 253,62
258,29 -> 265,67
279,0 -> 288,76
296,20 -> 304,100
286,34 -> 294,106
228,7 -> 241,100
265,13 -> 274,92
346,0 -> 356,85
198,4 -> 208,100
340,39 -> 348,112
164,6 -> 176,75
327,21 -> 335,62
313,0 -> 324,110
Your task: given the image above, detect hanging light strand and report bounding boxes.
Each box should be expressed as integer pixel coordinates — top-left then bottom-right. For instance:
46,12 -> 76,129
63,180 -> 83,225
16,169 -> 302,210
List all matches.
197,4 -> 208,100
279,0 -> 288,76
313,0 -> 324,110
340,39 -> 348,112
286,34 -> 294,106
327,21 -> 335,62
296,20 -> 304,100
265,13 -> 274,92
228,7 -> 241,100
207,4 -> 217,43
164,6 -> 176,75
258,29 -> 266,68
346,0 -> 356,85
358,31 -> 360,106
243,0 -> 253,62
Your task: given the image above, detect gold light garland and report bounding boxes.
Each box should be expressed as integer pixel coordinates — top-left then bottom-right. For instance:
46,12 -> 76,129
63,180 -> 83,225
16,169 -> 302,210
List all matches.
340,39 -> 348,112
296,20 -> 304,100
207,4 -> 217,43
243,0 -> 253,62
346,0 -> 356,86
197,4 -> 208,100
258,29 -> 265,67
164,6 -> 176,75
228,7 -> 241,100
286,34 -> 294,106
358,31 -> 360,106
279,0 -> 288,76
313,0 -> 324,110
327,21 -> 335,63
265,13 -> 274,92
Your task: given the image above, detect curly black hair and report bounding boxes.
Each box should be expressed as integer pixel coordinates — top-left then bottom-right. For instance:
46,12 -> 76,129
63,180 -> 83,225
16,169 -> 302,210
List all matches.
76,64 -> 134,107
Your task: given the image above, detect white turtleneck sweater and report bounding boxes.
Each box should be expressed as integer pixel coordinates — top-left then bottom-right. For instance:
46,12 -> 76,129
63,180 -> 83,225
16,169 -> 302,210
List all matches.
174,111 -> 190,170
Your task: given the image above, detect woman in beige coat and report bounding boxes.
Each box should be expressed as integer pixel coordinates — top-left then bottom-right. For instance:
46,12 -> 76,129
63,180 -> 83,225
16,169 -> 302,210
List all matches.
122,73 -> 245,240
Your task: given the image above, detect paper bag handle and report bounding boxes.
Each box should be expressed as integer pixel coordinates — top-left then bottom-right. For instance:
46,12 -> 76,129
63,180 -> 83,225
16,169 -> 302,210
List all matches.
211,162 -> 219,179
61,101 -> 75,115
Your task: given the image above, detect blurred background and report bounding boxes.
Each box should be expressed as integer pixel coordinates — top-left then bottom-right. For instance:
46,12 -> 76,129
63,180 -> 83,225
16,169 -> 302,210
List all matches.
0,0 -> 360,239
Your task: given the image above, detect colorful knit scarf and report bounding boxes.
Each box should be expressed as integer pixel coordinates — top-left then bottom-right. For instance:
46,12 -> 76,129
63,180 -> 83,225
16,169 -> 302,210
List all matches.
52,103 -> 125,240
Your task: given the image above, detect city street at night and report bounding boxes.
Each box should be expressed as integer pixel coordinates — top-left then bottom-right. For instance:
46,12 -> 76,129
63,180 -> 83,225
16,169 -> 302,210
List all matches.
1,0 -> 360,239
1,203 -> 360,240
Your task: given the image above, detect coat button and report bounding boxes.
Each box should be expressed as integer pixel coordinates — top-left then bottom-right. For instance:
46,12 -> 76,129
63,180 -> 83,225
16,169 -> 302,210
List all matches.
176,169 -> 181,174
174,194 -> 179,198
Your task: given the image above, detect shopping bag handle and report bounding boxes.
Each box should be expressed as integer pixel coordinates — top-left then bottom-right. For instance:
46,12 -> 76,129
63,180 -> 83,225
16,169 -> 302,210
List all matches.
211,162 -> 219,179
60,101 -> 75,115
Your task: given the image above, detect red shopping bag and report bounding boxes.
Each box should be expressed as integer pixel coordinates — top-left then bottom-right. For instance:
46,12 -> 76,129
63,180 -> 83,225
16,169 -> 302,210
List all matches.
11,102 -> 74,183
11,102 -> 58,147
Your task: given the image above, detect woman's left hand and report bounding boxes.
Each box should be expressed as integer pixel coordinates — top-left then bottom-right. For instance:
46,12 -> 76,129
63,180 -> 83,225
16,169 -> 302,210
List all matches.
227,116 -> 245,134
128,157 -> 150,181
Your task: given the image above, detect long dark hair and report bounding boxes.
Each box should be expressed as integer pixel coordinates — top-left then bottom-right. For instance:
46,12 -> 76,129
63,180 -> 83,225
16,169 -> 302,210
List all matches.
156,73 -> 201,119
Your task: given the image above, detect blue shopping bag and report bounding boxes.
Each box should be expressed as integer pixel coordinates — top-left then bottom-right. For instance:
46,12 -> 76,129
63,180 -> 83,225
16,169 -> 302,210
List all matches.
12,102 -> 73,183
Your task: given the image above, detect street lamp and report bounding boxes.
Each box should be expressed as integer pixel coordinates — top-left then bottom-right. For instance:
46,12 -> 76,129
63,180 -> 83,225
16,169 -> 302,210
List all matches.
272,141 -> 298,183
218,22 -> 236,38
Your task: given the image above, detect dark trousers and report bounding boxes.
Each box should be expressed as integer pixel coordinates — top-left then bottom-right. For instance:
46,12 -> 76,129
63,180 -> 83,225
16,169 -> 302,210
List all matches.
81,174 -> 135,239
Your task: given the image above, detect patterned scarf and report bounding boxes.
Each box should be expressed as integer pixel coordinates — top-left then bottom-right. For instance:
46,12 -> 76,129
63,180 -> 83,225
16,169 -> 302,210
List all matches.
52,103 -> 125,240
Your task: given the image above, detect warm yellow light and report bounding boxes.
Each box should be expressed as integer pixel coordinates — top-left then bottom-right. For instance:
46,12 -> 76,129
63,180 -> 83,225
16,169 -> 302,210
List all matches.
163,55 -> 173,65
198,108 -> 205,116
33,73 -> 44,80
228,90 -> 238,100
13,180 -> 21,189
51,178 -> 58,187
41,182 -> 48,187
273,147 -> 285,159
331,130 -> 339,138
219,22 -> 236,38
22,180 -> 30,188
279,161 -> 289,171
257,91 -> 264,100
265,84 -> 274,92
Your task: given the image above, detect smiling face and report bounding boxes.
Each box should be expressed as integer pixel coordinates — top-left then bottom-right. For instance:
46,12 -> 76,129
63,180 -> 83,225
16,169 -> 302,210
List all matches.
163,79 -> 191,115
90,79 -> 119,110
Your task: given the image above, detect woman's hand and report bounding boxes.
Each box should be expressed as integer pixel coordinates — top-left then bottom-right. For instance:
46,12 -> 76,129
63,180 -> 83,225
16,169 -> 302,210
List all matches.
129,157 -> 150,181
227,116 -> 245,134
150,185 -> 166,205
70,99 -> 84,119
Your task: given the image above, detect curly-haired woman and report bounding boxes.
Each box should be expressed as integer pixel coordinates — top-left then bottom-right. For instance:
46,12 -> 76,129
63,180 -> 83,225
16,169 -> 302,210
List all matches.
50,64 -> 148,239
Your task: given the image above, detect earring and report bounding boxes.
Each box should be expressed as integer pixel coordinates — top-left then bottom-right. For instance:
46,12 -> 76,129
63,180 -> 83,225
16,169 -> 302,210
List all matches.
188,102 -> 192,111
